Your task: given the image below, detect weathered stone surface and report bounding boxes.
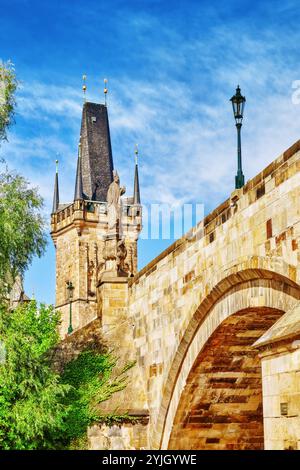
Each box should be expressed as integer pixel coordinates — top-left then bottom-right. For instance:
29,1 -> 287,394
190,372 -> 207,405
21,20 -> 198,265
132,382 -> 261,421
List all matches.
168,308 -> 282,450
253,303 -> 300,450
51,200 -> 141,338
51,318 -> 104,373
254,302 -> 300,347
88,422 -> 149,450
96,278 -> 148,416
127,142 -> 300,449
51,109 -> 300,449
260,346 -> 300,450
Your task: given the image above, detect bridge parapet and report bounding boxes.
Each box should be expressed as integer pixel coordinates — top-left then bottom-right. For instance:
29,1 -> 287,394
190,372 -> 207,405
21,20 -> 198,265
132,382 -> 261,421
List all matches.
128,140 -> 300,448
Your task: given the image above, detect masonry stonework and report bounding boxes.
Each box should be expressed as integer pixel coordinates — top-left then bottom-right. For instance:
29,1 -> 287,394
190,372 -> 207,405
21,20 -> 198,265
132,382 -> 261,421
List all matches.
51,98 -> 300,449
168,307 -> 283,450
126,141 -> 300,450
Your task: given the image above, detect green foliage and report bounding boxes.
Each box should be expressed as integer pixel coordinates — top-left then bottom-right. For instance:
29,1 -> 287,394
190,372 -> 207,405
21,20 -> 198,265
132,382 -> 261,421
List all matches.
0,61 -> 17,142
0,300 -> 135,450
57,350 -> 136,449
0,301 -> 70,450
0,63 -> 132,450
0,164 -> 47,297
0,62 -> 46,298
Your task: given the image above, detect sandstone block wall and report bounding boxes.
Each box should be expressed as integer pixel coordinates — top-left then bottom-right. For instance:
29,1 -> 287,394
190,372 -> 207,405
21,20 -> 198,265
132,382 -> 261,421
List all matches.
52,141 -> 300,449
168,308 -> 282,450
128,142 -> 300,448
88,422 -> 149,450
261,348 -> 300,450
51,201 -> 141,337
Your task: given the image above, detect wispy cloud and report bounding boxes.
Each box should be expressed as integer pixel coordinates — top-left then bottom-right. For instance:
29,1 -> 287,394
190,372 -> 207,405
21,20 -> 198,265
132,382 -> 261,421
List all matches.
17,82 -> 82,120
2,0 -> 300,302
3,29 -> 300,215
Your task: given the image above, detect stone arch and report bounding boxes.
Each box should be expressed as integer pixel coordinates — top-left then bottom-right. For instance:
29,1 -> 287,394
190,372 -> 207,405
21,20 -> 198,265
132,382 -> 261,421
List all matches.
168,306 -> 283,450
156,268 -> 300,449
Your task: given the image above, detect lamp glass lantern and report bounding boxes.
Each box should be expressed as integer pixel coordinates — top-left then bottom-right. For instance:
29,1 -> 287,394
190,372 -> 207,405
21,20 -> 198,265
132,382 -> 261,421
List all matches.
230,85 -> 246,125
230,85 -> 246,189
67,281 -> 74,300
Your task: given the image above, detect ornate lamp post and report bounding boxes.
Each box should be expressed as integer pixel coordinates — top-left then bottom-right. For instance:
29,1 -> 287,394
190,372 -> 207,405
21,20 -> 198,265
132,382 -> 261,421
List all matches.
66,281 -> 74,334
230,85 -> 246,189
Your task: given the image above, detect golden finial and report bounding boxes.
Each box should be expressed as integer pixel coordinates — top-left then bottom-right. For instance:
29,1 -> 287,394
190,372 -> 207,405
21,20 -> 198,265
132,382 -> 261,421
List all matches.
104,78 -> 108,106
134,143 -> 138,165
55,159 -> 59,173
82,74 -> 87,101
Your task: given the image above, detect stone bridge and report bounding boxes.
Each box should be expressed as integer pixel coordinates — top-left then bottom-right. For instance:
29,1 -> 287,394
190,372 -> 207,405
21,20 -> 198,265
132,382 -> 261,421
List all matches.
92,140 -> 300,451
56,138 -> 300,450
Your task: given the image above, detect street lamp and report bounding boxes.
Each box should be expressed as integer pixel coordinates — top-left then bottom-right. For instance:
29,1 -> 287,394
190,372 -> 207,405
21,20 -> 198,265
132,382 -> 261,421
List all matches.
230,85 -> 246,189
66,281 -> 74,334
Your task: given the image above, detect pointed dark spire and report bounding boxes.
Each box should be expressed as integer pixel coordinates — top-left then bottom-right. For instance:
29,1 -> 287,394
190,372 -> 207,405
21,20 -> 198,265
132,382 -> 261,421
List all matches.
133,145 -> 141,205
79,102 -> 114,201
52,160 -> 59,213
74,143 -> 83,200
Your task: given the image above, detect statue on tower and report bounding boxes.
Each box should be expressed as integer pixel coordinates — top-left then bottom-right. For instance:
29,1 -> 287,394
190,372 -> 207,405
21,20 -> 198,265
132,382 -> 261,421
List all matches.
107,170 -> 126,234
100,170 -> 128,279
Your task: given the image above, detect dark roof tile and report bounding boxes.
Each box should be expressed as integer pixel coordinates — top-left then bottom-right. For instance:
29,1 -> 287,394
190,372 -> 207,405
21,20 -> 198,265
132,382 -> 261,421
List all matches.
79,102 -> 114,201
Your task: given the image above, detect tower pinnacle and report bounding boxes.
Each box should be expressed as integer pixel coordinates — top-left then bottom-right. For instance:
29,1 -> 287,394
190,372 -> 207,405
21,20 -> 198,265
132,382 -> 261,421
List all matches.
52,159 -> 59,213
74,142 -> 83,200
82,74 -> 87,102
133,144 -> 141,205
104,78 -> 108,106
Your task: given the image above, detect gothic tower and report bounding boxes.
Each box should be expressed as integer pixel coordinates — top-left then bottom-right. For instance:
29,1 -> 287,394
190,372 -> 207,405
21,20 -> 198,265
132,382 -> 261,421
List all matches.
50,101 -> 142,337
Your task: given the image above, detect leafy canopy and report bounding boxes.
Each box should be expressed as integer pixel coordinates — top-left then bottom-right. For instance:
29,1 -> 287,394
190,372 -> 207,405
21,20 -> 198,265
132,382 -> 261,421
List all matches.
0,62 -> 133,450
0,61 -> 17,142
0,299 -> 135,450
0,62 -> 46,297
0,164 -> 47,297
0,301 -> 70,450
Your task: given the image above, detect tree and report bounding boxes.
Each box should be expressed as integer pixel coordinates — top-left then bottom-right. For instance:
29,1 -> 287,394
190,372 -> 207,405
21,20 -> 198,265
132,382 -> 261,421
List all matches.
0,301 -> 70,450
0,61 -> 46,298
0,61 -> 17,142
0,300 -> 135,450
0,165 -> 47,297
0,63 -> 132,450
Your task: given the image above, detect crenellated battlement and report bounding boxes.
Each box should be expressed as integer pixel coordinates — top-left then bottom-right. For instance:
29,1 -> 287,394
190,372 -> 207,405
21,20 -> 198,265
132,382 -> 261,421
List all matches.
51,199 -> 142,243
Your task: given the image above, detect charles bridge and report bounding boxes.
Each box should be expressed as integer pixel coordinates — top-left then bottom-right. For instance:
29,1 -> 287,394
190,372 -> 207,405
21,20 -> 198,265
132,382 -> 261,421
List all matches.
51,100 -> 300,450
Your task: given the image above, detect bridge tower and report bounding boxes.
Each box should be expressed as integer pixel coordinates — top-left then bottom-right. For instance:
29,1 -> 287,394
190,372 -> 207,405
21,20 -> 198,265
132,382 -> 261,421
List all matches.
50,101 -> 142,337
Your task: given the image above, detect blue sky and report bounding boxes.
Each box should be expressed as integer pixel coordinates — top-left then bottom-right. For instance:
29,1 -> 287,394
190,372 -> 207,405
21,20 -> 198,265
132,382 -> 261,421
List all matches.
1,0 -> 300,303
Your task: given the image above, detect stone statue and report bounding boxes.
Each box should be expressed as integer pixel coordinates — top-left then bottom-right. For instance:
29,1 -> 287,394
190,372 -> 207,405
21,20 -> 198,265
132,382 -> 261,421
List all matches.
96,259 -> 105,281
101,171 -> 129,279
87,260 -> 95,296
107,170 -> 125,232
116,239 -> 127,273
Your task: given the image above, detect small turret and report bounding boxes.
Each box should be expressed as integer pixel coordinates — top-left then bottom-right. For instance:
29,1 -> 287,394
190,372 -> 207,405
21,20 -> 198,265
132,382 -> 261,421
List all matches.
133,144 -> 141,205
52,159 -> 59,213
74,143 -> 83,200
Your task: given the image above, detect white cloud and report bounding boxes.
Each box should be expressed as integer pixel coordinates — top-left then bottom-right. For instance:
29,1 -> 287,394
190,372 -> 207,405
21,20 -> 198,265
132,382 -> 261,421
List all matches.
3,7 -> 300,221
17,82 -> 82,119
4,0 -> 300,301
